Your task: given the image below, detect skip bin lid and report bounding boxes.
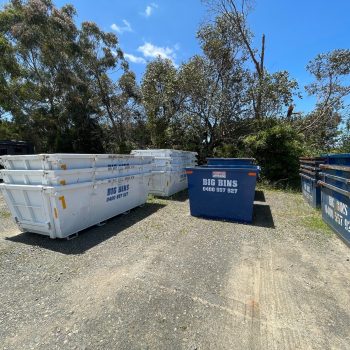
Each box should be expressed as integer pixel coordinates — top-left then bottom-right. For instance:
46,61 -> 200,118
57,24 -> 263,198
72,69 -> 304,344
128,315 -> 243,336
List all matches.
185,166 -> 259,174
323,153 -> 350,159
206,157 -> 255,161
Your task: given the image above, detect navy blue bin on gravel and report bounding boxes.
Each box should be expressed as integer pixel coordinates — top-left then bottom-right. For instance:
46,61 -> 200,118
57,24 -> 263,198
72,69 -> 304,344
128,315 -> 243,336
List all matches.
186,165 -> 259,223
318,154 -> 350,245
299,157 -> 325,208
206,158 -> 255,166
319,183 -> 350,246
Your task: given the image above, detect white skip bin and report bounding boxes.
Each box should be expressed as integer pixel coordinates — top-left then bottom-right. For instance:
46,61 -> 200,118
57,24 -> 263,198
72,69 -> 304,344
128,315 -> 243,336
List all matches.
0,174 -> 151,239
150,170 -> 188,197
0,154 -> 153,170
152,158 -> 197,171
131,149 -> 197,158
0,165 -> 152,186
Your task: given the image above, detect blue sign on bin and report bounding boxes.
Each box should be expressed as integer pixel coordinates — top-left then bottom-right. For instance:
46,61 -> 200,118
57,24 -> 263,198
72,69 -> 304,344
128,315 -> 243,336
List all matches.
320,184 -> 350,245
186,166 -> 258,223
300,175 -> 320,208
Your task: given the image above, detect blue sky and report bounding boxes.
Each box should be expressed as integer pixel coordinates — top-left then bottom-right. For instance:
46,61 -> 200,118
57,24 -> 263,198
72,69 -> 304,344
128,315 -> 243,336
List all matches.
3,0 -> 350,112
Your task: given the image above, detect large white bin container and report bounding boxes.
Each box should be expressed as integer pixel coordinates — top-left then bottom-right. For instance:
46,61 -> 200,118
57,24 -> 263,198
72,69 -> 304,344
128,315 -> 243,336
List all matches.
131,149 -> 196,197
153,157 -> 197,167
0,174 -> 151,239
0,154 -> 152,170
152,158 -> 197,171
0,165 -> 152,186
131,149 -> 197,158
150,170 -> 188,197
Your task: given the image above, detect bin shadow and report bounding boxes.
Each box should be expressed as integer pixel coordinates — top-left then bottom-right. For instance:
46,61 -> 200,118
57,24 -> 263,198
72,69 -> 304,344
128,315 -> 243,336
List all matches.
153,189 -> 189,202
252,203 -> 275,229
6,202 -> 165,255
254,190 -> 266,202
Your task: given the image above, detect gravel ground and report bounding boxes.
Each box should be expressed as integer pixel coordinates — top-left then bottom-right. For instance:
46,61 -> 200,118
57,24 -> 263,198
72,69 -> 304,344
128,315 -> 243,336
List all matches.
0,189 -> 349,350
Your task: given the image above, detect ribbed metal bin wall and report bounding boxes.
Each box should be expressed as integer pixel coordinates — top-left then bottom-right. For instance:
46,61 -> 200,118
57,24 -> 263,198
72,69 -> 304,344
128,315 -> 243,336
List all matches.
0,174 -> 151,239
0,153 -> 153,238
299,157 -> 325,208
0,154 -> 152,170
131,149 -> 197,197
0,165 -> 152,186
318,154 -> 350,245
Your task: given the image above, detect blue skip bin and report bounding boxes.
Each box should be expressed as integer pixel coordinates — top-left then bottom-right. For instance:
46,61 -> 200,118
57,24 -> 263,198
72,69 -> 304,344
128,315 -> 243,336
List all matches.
207,158 -> 255,166
299,156 -> 325,208
300,173 -> 321,208
319,181 -> 350,246
323,153 -> 350,166
186,166 -> 258,223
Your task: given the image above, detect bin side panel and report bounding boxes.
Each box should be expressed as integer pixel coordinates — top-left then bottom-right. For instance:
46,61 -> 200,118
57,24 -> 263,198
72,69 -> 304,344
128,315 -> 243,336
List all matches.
53,175 -> 150,238
321,187 -> 350,245
149,170 -> 188,197
187,168 -> 257,222
301,177 -> 320,208
1,186 -> 52,235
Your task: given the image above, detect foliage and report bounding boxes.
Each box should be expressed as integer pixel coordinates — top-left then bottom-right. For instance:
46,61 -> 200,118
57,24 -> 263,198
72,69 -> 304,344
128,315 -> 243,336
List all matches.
1,0 -> 350,188
300,49 -> 350,151
0,118 -> 19,140
243,121 -> 305,187
141,58 -> 178,148
0,0 -> 143,153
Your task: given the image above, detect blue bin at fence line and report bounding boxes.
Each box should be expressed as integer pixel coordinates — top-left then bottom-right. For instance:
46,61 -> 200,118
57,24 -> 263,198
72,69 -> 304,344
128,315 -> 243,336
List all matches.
186,166 -> 258,223
300,173 -> 320,208
319,165 -> 350,191
299,156 -> 325,208
207,158 -> 255,166
319,182 -> 350,246
323,153 -> 350,166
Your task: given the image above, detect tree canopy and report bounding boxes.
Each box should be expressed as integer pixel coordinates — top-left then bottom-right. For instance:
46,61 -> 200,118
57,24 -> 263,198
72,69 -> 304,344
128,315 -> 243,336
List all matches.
1,0 -> 350,186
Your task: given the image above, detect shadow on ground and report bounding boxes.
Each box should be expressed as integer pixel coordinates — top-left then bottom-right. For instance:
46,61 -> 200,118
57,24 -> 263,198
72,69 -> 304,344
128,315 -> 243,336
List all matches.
6,202 -> 165,255
154,189 -> 189,202
254,190 -> 266,202
252,203 -> 275,229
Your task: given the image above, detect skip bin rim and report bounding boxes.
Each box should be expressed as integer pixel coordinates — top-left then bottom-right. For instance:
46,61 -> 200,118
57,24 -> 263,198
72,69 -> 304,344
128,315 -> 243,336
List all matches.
206,157 -> 255,161
0,172 -> 151,193
323,153 -> 350,159
131,149 -> 198,156
186,166 -> 259,173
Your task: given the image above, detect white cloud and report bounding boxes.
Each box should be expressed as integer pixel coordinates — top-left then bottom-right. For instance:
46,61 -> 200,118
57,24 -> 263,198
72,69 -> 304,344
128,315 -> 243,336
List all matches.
145,6 -> 152,17
110,19 -> 132,34
141,3 -> 158,17
137,42 -> 178,64
124,53 -> 146,64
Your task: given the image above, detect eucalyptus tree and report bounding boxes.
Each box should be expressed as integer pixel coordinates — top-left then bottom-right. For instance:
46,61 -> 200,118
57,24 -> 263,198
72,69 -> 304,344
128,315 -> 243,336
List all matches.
0,0 -> 81,150
176,15 -> 248,157
203,0 -> 299,120
141,58 -> 180,148
0,0 -> 138,152
303,49 -> 350,142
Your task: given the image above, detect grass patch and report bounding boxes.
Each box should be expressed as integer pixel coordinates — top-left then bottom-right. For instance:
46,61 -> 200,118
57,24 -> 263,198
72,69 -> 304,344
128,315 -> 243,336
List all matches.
256,181 -> 301,194
0,211 -> 11,219
147,195 -> 168,206
301,211 -> 333,235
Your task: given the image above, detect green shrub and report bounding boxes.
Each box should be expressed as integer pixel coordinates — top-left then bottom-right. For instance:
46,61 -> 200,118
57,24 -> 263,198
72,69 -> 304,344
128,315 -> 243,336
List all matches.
243,122 -> 305,188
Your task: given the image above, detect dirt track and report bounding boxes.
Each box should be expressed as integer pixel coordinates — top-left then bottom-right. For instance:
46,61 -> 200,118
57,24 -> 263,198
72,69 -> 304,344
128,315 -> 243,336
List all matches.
0,190 -> 349,350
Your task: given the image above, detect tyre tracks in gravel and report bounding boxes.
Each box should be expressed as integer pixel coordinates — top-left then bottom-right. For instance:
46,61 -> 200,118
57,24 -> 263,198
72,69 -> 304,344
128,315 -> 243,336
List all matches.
0,190 -> 350,349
